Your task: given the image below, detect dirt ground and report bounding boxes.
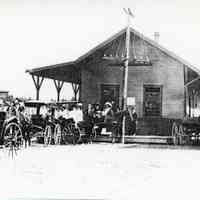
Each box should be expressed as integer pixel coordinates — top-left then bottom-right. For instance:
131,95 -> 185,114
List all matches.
0,143 -> 200,200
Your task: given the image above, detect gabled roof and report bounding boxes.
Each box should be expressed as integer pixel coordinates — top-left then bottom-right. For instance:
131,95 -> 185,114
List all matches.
27,26 -> 200,81
129,27 -> 200,74
76,27 -> 200,74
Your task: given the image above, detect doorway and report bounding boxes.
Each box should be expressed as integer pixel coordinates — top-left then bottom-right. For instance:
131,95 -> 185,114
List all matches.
100,84 -> 120,107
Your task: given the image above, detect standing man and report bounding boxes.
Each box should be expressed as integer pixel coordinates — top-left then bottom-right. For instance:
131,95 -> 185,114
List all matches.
95,102 -> 114,135
125,105 -> 137,135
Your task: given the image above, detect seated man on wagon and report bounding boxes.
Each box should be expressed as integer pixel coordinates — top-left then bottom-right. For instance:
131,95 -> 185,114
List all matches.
62,104 -> 71,120
79,104 -> 95,137
56,105 -> 75,128
54,106 -> 63,120
93,102 -> 103,124
69,103 -> 84,127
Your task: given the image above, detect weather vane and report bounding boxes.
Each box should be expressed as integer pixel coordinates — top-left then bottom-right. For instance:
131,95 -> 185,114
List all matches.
123,8 -> 134,27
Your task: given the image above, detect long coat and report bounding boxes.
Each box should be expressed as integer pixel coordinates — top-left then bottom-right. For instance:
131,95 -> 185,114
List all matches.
115,109 -> 137,135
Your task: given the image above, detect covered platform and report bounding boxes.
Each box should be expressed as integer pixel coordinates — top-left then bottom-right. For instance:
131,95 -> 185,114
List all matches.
26,61 -> 81,101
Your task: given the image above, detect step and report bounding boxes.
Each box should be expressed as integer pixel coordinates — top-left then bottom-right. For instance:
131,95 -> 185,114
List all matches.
125,135 -> 173,144
93,135 -> 173,144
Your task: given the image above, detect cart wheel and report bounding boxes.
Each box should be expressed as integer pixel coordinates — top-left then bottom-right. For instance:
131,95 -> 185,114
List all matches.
54,124 -> 61,145
172,122 -> 179,145
178,124 -> 184,145
62,127 -> 70,144
68,123 -> 79,144
4,122 -> 23,154
44,125 -> 52,146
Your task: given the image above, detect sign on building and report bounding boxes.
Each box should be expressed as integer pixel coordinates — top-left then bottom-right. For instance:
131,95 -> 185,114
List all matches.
127,97 -> 136,106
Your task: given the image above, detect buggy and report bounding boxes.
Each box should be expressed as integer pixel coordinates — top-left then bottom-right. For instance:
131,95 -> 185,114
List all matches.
24,100 -> 48,144
49,101 -> 92,145
0,110 -> 24,156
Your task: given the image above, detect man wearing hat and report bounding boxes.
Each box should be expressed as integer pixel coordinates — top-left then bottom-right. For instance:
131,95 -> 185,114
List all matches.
124,105 -> 137,135
95,102 -> 114,135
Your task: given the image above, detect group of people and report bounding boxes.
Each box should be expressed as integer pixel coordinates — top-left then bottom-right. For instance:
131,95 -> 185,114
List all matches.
0,98 -> 138,144
86,102 -> 138,137
42,101 -> 138,140
0,98 -> 29,122
0,98 -> 32,146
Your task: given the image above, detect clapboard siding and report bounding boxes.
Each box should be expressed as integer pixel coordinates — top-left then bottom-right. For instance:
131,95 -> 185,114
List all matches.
81,30 -> 185,119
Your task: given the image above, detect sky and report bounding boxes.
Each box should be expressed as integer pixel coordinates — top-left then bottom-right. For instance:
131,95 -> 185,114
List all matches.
0,0 -> 200,100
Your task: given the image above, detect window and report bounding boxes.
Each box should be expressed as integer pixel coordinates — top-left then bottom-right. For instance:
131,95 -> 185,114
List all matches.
143,85 -> 162,117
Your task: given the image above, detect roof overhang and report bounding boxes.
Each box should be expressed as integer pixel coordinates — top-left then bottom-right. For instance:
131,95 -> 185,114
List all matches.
26,61 -> 81,84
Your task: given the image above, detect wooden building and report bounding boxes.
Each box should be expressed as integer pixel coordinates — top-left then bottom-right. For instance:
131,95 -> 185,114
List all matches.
27,27 -> 200,140
0,91 -> 9,100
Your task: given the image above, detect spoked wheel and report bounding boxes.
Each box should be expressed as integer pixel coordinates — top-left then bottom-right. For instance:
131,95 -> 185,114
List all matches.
172,122 -> 179,145
178,124 -> 184,145
44,125 -> 52,146
71,124 -> 80,144
77,126 -> 88,144
54,124 -> 62,145
4,122 -> 23,157
65,123 -> 79,144
62,127 -> 70,144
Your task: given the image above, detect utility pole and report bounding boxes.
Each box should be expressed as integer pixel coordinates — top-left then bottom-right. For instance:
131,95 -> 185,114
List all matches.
102,8 -> 134,144
122,8 -> 134,144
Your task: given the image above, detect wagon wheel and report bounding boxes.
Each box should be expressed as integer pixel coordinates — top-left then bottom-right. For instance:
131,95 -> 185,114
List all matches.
44,125 -> 52,146
62,127 -> 70,144
178,124 -> 184,145
172,122 -> 179,145
4,122 -> 23,146
68,123 -> 79,144
54,124 -> 62,145
76,126 -> 84,144
4,122 -> 23,157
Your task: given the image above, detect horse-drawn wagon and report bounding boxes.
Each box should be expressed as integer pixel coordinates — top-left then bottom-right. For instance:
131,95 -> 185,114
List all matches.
24,100 -> 90,145
46,101 -> 91,145
0,110 -> 24,156
24,100 -> 48,144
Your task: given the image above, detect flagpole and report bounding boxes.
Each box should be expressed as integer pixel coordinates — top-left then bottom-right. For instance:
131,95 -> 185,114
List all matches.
122,10 -> 131,144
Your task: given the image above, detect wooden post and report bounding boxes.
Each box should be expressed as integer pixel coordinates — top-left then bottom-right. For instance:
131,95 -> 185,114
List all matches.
122,10 -> 131,144
184,86 -> 188,117
32,75 -> 44,100
71,83 -> 80,101
78,83 -> 82,102
54,80 -> 64,102
183,65 -> 188,117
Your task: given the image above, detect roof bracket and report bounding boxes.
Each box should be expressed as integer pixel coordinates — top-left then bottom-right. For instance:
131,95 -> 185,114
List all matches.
53,80 -> 64,102
31,75 -> 44,100
71,83 -> 80,101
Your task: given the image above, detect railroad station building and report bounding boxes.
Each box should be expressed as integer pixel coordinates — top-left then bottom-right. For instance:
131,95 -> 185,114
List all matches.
27,27 -> 200,137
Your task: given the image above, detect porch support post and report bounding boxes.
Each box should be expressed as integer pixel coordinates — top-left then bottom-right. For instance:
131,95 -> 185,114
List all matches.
32,75 -> 44,100
53,80 -> 64,102
184,86 -> 188,117
71,83 -> 80,101
78,83 -> 82,102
